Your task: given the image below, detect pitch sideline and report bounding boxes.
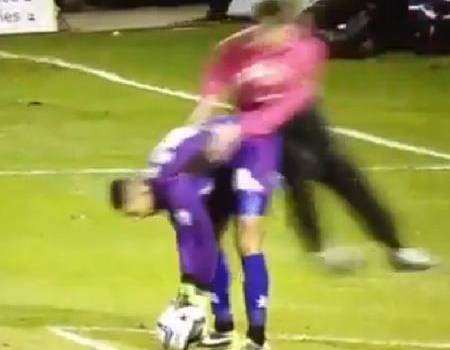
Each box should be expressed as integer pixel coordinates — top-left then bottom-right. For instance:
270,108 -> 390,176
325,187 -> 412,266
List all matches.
49,325 -> 450,349
1,50 -> 449,162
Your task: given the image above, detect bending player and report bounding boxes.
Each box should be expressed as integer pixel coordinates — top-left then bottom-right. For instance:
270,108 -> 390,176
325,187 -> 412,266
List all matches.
110,115 -> 280,350
110,119 -> 235,350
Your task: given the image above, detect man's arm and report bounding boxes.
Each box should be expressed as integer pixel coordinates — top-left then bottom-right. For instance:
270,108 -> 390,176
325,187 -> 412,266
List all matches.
188,40 -> 239,124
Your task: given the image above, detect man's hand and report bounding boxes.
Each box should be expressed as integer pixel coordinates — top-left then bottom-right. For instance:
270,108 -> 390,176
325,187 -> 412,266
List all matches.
188,95 -> 220,125
206,123 -> 241,163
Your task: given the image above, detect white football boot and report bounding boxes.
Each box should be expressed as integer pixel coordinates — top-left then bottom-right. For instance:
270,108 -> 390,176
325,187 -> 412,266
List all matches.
390,247 -> 438,271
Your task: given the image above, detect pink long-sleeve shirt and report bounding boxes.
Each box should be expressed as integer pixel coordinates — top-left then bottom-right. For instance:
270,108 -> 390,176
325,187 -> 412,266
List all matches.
202,25 -> 327,136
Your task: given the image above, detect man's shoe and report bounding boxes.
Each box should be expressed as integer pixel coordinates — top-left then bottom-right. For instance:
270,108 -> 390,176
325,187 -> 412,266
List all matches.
390,248 -> 438,271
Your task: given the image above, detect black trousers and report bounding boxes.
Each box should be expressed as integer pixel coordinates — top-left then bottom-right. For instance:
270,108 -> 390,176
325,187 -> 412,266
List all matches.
282,107 -> 402,252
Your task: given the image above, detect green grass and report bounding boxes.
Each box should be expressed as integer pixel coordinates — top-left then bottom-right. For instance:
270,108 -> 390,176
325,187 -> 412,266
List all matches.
0,25 -> 449,349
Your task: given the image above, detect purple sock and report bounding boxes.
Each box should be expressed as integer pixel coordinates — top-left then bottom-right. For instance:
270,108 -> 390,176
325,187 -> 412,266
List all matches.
210,251 -> 234,331
242,254 -> 269,328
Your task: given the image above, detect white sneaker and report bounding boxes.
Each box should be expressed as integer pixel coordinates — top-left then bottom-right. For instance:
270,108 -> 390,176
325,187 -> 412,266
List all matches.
199,330 -> 235,348
240,338 -> 270,350
390,248 -> 438,271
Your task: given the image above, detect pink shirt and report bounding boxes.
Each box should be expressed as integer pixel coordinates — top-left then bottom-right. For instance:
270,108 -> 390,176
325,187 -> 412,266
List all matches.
202,25 -> 327,136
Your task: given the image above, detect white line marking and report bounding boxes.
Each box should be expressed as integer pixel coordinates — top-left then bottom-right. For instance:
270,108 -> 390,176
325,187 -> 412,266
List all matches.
0,51 -> 200,103
52,325 -> 450,349
58,325 -> 156,334
0,168 -> 148,176
48,326 -> 120,350
366,164 -> 450,171
1,50 -> 449,161
0,164 -> 449,177
331,127 -> 450,161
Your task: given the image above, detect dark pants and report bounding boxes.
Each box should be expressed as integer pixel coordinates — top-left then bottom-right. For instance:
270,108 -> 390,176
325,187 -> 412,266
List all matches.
282,107 -> 402,252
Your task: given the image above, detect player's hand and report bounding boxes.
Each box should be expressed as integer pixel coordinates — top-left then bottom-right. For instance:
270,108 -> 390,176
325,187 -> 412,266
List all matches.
206,123 -> 241,163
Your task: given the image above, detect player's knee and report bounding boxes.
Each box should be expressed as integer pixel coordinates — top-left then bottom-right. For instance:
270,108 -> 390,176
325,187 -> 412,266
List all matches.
236,217 -> 264,256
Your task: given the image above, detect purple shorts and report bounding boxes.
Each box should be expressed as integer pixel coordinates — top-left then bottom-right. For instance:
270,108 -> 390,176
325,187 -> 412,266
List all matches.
230,134 -> 282,216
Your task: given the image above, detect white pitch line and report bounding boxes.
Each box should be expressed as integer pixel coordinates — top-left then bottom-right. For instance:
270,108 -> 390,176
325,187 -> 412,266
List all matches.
52,325 -> 450,349
0,50 -> 200,103
331,127 -> 450,161
58,325 -> 156,334
1,50 -> 449,161
366,164 -> 450,171
0,164 -> 449,177
48,326 -> 120,350
0,168 -> 148,176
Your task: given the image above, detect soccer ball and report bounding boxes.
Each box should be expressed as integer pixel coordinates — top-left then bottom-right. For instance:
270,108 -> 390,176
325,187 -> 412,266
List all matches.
156,304 -> 206,350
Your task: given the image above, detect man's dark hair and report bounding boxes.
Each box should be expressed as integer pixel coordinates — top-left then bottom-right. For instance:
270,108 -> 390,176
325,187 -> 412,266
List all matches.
110,179 -> 127,210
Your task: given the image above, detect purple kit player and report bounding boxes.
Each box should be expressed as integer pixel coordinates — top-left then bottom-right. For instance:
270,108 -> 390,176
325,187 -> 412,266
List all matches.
109,116 -> 281,349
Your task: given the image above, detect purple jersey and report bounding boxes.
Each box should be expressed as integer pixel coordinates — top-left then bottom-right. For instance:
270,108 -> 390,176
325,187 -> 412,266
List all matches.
148,116 -> 237,180
148,115 -> 281,214
146,117 -> 281,288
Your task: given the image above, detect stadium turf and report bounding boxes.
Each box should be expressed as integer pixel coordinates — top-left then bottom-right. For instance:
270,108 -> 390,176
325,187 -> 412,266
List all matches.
0,25 -> 449,349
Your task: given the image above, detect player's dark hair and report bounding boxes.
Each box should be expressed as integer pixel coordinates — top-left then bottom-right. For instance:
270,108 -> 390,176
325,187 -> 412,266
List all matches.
110,179 -> 127,210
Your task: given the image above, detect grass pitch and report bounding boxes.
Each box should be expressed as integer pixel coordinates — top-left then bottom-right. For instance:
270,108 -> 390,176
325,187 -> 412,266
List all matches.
0,24 -> 449,349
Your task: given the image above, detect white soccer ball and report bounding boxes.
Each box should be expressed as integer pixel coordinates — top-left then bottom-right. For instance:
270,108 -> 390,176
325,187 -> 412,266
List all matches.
156,304 -> 206,350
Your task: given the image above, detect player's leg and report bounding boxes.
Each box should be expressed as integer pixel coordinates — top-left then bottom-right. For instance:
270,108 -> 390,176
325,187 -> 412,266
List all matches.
232,135 -> 281,349
200,168 -> 236,348
236,216 -> 269,349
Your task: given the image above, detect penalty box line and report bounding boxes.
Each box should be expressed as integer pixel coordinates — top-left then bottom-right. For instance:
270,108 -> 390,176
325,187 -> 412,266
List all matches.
1,50 -> 450,162
0,164 -> 450,177
49,325 -> 450,349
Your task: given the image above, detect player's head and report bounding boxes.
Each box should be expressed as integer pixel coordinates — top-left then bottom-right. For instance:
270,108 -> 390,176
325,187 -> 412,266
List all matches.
110,178 -> 156,217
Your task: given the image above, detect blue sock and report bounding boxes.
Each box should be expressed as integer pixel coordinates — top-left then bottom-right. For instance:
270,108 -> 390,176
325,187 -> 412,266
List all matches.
242,254 -> 269,329
210,251 -> 234,331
